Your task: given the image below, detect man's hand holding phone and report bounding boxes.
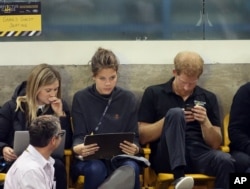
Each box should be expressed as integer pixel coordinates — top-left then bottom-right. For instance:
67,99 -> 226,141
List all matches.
184,103 -> 207,123
185,104 -> 194,111
184,104 -> 195,122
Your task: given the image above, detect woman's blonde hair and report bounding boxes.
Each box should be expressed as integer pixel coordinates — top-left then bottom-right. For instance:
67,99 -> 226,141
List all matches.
16,64 -> 61,123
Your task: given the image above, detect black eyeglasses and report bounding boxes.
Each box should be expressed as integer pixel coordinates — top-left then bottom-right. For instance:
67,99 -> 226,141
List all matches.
56,130 -> 65,138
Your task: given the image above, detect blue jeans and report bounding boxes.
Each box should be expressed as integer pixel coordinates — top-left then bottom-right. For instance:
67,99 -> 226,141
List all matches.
72,158 -> 140,189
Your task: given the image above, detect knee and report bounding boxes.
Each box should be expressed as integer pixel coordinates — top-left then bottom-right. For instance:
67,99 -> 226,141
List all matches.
231,151 -> 250,172
86,160 -> 107,175
122,161 -> 140,176
214,151 -> 235,168
166,107 -> 184,119
216,151 -> 233,161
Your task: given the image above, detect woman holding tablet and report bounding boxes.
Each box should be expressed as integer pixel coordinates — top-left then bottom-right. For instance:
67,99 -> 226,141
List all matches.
71,47 -> 141,189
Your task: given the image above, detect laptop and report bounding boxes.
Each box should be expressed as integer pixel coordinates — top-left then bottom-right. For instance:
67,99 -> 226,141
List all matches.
13,130 -> 66,158
83,132 -> 135,160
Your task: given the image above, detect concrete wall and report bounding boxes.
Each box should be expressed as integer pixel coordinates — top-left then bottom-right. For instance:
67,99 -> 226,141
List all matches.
1,41 -> 250,66
0,63 -> 249,124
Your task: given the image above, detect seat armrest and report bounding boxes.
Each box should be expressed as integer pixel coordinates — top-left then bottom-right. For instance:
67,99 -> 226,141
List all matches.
220,145 -> 229,153
64,149 -> 73,156
142,147 -> 153,187
0,173 -> 6,182
64,149 -> 73,188
142,147 -> 151,155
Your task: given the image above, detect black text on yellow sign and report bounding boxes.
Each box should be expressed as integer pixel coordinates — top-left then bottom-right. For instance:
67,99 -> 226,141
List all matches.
0,2 -> 41,37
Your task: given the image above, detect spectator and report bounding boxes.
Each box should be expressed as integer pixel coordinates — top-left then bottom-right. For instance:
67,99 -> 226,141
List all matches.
0,63 -> 72,189
71,47 -> 141,189
229,82 -> 250,173
138,51 -> 235,189
4,115 -> 64,189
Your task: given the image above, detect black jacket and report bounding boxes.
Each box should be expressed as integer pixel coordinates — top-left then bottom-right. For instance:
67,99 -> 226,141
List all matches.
72,84 -> 140,147
0,81 -> 72,155
229,82 -> 250,154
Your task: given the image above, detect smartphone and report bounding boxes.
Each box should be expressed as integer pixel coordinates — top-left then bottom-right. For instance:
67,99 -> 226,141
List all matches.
185,104 -> 194,111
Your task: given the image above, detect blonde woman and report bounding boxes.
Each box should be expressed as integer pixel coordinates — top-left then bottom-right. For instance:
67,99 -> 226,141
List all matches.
0,63 -> 72,189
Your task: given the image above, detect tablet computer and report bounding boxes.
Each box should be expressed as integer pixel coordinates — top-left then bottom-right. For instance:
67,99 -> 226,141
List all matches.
83,132 -> 135,160
13,130 -> 66,158
13,131 -> 30,156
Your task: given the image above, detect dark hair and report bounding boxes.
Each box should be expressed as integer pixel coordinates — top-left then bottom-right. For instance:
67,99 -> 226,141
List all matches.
89,47 -> 119,77
29,115 -> 60,147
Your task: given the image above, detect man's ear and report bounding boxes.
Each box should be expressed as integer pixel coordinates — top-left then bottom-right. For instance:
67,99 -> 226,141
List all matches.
50,136 -> 57,146
173,69 -> 177,76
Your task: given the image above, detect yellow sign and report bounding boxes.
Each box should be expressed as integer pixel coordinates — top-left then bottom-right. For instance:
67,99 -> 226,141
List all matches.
0,2 -> 41,37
